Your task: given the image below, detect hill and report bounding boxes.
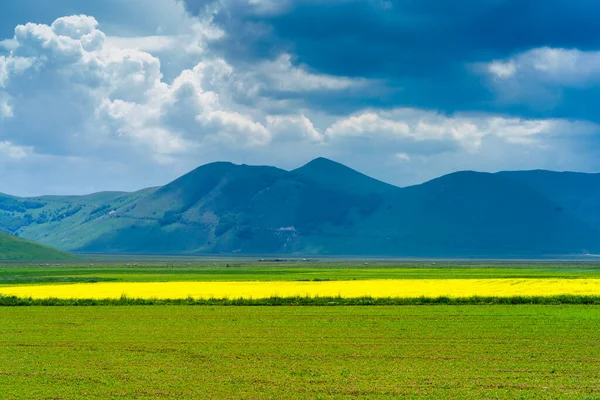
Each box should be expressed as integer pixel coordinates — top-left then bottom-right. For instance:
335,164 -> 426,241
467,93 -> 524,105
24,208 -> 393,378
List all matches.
1,159 -> 599,257
497,170 -> 600,230
292,157 -> 397,195
0,231 -> 76,261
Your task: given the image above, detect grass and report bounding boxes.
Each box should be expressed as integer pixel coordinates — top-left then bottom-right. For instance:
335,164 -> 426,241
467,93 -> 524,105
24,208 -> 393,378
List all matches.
2,294 -> 600,306
1,305 -> 600,399
3,261 -> 600,285
2,261 -> 600,398
0,232 -> 76,261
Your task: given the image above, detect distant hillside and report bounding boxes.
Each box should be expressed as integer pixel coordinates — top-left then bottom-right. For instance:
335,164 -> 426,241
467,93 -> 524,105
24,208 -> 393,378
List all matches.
1,159 -> 599,257
497,170 -> 600,230
0,231 -> 75,261
292,157 -> 397,195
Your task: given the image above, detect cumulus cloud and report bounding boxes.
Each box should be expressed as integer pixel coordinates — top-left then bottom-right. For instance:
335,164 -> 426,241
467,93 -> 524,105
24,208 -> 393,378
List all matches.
324,108 -> 592,155
0,14 -> 280,163
267,114 -> 323,142
249,54 -> 364,93
0,13 -> 370,166
105,35 -> 178,52
479,47 -> 600,109
158,61 -> 271,147
485,47 -> 600,87
0,55 -> 33,86
0,15 -> 175,158
2,4 -> 600,196
194,53 -> 368,111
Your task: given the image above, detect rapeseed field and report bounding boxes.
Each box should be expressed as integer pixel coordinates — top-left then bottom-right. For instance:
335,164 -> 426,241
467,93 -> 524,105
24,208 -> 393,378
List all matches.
3,278 -> 600,299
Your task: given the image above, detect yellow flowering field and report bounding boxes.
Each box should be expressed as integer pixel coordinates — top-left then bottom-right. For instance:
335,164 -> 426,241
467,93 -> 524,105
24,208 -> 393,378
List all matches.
2,278 -> 600,299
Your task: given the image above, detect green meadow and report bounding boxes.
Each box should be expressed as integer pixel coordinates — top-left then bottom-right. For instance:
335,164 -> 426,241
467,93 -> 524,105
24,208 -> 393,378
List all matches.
2,261 -> 600,398
1,305 -> 600,399
3,261 -> 600,285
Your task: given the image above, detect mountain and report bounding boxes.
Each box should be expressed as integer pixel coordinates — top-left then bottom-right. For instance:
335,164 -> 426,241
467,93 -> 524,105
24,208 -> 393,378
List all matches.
1,159 -> 599,257
0,188 -> 157,251
0,231 -> 76,261
497,170 -> 600,230
292,157 -> 397,195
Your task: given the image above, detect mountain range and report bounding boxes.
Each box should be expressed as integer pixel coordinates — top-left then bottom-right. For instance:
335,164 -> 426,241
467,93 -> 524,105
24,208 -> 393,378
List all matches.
1,158 -> 600,257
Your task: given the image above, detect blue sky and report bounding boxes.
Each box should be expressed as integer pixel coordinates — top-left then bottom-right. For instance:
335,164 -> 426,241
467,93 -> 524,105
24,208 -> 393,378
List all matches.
1,0 -> 599,196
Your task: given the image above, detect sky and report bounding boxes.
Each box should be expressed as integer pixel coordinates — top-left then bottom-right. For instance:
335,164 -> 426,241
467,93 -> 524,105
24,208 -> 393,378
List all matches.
1,0 -> 600,196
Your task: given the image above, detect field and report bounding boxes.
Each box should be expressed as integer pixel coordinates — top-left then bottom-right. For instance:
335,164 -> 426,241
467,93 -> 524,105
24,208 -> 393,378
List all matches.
6,278 -> 600,300
5,261 -> 600,284
3,261 -> 600,301
1,305 -> 600,399
2,261 -> 600,399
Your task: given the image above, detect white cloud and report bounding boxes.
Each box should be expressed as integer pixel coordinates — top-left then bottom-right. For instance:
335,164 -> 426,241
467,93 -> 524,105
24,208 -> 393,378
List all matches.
0,141 -> 31,159
104,14 -> 225,55
246,54 -> 364,93
157,61 -> 271,147
0,13 -> 367,165
0,92 -> 12,118
487,60 -> 517,79
221,54 -> 366,103
395,152 -> 410,162
0,14 -> 274,162
485,47 -> 600,87
1,10 -> 600,196
324,108 -> 590,154
0,55 -> 34,87
51,14 -> 99,39
479,47 -> 600,107
267,115 -> 324,142
1,16 -> 176,158
105,35 -> 178,52
326,112 -> 410,138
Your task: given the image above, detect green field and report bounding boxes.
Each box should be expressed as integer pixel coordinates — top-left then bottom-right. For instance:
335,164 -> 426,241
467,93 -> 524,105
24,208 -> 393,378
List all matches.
1,305 -> 599,399
2,261 -> 600,398
3,261 -> 600,285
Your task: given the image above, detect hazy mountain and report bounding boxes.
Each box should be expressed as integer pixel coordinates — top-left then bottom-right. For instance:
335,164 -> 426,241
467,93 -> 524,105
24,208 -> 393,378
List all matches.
292,157 -> 398,195
497,170 -> 600,230
1,159 -> 599,257
0,231 -> 75,261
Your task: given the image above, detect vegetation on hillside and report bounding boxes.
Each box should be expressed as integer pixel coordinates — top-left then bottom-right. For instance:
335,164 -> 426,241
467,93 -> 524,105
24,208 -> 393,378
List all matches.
2,159 -> 600,256
0,231 -> 75,261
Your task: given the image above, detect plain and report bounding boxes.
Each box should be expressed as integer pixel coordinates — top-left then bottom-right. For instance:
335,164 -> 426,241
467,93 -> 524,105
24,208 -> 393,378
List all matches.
1,305 -> 600,399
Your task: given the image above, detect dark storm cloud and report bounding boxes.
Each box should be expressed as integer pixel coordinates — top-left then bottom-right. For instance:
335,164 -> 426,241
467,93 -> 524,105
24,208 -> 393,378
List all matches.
183,0 -> 600,118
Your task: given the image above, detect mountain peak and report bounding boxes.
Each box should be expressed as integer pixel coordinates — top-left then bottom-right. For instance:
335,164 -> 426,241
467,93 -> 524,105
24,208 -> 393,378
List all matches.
293,157 -> 398,194
3,159 -> 600,257
295,157 -> 366,175
302,157 -> 344,168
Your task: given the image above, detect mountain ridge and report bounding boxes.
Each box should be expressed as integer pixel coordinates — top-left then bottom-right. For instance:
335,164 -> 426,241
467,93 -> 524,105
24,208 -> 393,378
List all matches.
1,158 -> 599,257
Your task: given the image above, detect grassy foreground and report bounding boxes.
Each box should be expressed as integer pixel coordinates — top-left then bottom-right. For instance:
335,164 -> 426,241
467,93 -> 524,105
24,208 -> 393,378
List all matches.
1,305 -> 599,399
